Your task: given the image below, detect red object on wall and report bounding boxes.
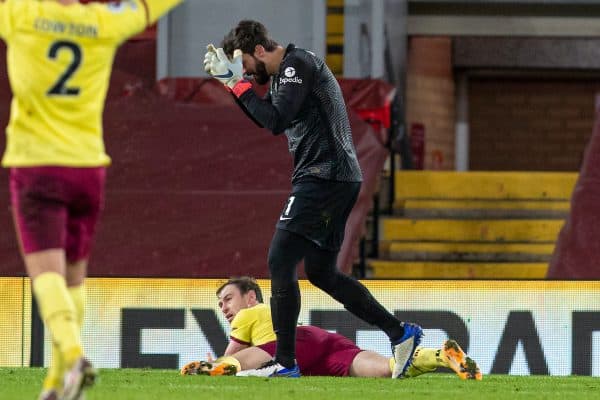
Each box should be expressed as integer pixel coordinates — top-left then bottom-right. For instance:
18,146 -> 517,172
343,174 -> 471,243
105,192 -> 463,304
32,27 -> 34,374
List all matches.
410,123 -> 425,170
431,150 -> 444,170
338,79 -> 396,145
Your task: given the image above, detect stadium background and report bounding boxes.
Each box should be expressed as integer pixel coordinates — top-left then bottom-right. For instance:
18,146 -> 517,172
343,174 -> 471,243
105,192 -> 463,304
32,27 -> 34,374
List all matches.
2,0 -> 600,377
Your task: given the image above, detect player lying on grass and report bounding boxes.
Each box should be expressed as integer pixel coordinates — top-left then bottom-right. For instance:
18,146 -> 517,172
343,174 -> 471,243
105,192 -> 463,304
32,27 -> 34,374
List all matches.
181,277 -> 482,379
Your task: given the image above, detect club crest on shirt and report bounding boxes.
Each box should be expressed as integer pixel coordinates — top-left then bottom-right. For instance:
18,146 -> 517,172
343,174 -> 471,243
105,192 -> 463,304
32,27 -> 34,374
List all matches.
284,67 -> 296,77
107,0 -> 138,13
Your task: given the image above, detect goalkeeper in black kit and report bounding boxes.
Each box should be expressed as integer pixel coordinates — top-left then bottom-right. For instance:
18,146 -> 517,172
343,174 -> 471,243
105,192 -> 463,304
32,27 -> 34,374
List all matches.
203,19 -> 423,378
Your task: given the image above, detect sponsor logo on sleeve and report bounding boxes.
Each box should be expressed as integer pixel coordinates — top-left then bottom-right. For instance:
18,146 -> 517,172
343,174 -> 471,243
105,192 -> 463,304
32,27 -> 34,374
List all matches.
279,66 -> 303,85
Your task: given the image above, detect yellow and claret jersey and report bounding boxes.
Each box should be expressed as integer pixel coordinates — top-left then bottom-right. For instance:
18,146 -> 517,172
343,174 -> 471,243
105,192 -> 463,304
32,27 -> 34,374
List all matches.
230,303 -> 277,346
0,0 -> 182,167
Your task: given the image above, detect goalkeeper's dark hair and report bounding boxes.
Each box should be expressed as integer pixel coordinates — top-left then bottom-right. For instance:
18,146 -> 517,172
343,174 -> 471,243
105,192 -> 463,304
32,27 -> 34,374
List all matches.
222,20 -> 279,57
216,276 -> 264,303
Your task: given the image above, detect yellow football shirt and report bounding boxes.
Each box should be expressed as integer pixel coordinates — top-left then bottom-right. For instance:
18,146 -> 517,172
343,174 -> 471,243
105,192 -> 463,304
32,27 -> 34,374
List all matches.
230,303 -> 277,346
0,0 -> 182,167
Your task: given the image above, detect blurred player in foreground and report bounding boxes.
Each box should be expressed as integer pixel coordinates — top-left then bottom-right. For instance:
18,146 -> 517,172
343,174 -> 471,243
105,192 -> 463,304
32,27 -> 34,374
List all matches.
0,1 -> 184,399
204,19 -> 423,379
181,277 -> 482,380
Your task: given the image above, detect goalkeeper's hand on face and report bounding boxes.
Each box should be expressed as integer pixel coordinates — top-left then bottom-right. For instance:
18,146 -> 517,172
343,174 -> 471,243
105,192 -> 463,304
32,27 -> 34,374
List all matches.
203,44 -> 243,89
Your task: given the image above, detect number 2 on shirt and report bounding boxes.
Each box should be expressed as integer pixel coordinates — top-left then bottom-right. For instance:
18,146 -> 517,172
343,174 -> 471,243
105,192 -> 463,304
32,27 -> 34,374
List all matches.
46,40 -> 82,96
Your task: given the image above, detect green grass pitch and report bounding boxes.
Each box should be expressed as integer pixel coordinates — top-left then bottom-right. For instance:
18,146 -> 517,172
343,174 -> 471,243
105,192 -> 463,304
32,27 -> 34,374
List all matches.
1,368 -> 598,400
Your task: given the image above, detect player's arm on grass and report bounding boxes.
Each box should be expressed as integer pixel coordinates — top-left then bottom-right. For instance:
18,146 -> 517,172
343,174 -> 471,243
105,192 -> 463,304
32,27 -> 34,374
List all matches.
100,0 -> 183,42
224,311 -> 253,356
223,339 -> 249,356
233,55 -> 315,135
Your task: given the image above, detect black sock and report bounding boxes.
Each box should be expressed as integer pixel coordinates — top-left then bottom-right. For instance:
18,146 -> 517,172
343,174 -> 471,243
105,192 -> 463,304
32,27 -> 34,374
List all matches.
304,245 -> 405,343
331,275 -> 405,340
314,271 -> 405,341
270,283 -> 300,369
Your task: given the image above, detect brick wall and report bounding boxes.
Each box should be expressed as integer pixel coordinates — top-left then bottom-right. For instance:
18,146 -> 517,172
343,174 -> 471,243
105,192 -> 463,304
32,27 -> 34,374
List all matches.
469,79 -> 599,171
406,36 -> 456,170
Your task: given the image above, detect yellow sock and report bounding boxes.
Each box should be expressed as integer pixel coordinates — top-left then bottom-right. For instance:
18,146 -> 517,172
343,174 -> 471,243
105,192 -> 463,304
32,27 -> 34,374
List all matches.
214,356 -> 242,372
42,284 -> 86,391
33,272 -> 82,369
42,341 -> 64,391
68,284 -> 86,329
404,347 -> 448,378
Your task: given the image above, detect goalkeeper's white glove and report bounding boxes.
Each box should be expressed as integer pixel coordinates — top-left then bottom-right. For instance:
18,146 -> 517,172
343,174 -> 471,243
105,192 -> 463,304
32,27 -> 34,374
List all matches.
203,44 -> 243,89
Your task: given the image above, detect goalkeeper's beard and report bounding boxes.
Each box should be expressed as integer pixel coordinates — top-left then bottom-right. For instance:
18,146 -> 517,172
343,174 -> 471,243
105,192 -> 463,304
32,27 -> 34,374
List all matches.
253,57 -> 270,85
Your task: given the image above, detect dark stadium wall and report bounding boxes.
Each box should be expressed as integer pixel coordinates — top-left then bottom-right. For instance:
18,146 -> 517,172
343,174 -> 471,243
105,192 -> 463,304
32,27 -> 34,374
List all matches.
468,78 -> 597,172
0,37 -> 291,278
0,39 -> 165,277
406,36 -> 599,172
0,41 -> 390,278
406,36 -> 456,170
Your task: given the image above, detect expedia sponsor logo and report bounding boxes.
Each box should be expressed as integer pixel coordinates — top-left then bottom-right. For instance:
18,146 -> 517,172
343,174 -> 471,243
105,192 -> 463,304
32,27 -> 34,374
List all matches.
279,76 -> 303,85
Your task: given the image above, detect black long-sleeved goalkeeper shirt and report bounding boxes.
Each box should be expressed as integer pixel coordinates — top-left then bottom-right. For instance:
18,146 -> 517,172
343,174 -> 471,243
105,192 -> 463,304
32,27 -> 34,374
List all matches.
235,44 -> 363,184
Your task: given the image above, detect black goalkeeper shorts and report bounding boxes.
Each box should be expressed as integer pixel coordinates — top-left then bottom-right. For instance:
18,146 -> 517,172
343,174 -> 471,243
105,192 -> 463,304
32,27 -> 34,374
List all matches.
275,177 -> 361,251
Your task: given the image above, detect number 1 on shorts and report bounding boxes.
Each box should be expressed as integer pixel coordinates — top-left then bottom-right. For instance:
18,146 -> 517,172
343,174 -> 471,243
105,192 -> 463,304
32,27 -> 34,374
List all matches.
284,196 -> 295,216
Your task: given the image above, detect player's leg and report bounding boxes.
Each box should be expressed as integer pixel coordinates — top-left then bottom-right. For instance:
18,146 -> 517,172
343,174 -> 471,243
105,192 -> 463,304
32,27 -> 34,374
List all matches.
65,226 -> 92,335
60,167 -> 104,400
232,346 -> 273,371
26,251 -> 81,366
304,179 -> 422,378
39,261 -> 88,400
348,351 -> 393,377
304,246 -> 402,336
37,263 -> 88,400
303,245 -> 422,378
40,342 -> 64,400
441,339 -> 482,380
26,249 -> 79,400
405,340 -> 482,380
365,346 -> 479,379
66,261 -> 87,370
9,168 -> 83,398
404,347 -> 441,377
266,228 -> 305,376
293,327 -> 384,377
